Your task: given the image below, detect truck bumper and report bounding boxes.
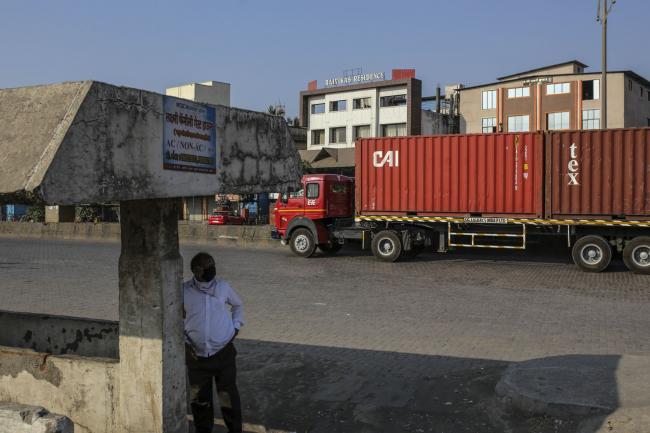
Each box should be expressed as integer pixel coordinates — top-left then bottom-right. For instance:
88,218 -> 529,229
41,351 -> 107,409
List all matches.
271,229 -> 282,241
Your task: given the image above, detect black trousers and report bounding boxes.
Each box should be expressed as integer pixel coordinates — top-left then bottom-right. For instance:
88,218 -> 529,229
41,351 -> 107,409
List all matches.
187,342 -> 242,433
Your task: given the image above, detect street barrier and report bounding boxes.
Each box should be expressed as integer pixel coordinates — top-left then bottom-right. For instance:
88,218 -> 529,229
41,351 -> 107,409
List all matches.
0,222 -> 280,248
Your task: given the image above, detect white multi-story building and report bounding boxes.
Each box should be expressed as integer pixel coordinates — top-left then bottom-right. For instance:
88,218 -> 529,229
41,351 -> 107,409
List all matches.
299,73 -> 423,150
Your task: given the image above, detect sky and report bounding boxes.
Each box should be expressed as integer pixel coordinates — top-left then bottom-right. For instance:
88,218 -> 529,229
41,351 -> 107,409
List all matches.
1,0 -> 649,117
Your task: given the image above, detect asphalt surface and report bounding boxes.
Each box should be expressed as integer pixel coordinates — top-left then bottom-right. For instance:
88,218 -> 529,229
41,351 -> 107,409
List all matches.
1,237 -> 649,432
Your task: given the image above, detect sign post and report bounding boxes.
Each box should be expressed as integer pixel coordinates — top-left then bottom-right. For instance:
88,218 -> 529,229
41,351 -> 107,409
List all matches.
163,96 -> 217,174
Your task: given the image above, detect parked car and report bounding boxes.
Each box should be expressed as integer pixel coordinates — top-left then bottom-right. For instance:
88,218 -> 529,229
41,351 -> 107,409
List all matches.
208,210 -> 246,225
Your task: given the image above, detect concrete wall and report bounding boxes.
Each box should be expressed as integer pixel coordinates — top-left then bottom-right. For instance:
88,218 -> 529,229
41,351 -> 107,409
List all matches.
0,80 -> 301,204
421,110 -> 459,135
0,312 -> 120,432
0,346 -> 119,433
0,222 -> 281,248
0,310 -> 118,359
624,75 -> 650,128
38,82 -> 300,204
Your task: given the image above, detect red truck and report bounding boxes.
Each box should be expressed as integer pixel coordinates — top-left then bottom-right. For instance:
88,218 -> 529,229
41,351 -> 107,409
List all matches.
274,129 -> 650,274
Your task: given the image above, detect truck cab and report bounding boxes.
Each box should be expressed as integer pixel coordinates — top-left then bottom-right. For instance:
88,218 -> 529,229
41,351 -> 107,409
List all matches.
274,174 -> 353,257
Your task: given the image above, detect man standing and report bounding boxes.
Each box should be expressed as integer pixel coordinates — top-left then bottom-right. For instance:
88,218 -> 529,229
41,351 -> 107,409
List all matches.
184,252 -> 244,433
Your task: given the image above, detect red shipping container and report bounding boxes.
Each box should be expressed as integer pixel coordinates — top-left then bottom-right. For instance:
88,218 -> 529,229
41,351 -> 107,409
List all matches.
355,133 -> 544,218
548,128 -> 650,219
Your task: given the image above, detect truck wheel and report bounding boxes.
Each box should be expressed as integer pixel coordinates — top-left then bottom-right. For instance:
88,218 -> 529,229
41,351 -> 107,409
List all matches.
318,242 -> 342,255
290,228 -> 316,258
572,235 -> 612,272
371,230 -> 402,262
622,236 -> 650,274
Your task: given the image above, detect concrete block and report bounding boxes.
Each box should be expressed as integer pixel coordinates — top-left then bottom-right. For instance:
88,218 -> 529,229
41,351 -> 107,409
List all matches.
0,403 -> 73,433
0,81 -> 301,205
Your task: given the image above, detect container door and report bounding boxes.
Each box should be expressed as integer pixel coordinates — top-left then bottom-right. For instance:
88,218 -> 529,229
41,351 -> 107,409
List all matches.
549,128 -> 650,219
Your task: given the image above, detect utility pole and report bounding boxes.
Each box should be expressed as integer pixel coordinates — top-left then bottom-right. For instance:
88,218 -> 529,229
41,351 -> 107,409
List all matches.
597,0 -> 616,129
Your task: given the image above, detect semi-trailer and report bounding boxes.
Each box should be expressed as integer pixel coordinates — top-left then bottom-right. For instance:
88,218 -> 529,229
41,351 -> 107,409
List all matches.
274,128 -> 650,273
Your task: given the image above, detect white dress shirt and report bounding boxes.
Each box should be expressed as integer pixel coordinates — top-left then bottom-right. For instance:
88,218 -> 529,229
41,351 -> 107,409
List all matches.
183,277 -> 244,357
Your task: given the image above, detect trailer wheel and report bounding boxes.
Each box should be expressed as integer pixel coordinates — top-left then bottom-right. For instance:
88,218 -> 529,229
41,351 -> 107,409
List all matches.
371,230 -> 402,262
572,235 -> 612,272
622,236 -> 650,274
290,228 -> 316,258
318,242 -> 342,255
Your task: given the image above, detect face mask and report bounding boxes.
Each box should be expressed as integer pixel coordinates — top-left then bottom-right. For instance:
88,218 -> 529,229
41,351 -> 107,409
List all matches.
202,265 -> 216,282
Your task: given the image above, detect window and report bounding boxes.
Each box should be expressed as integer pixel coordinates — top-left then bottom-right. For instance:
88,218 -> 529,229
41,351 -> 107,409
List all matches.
582,109 -> 600,130
311,129 -> 325,145
546,83 -> 571,95
331,183 -> 348,194
647,92 -> 650,102
629,80 -> 633,91
380,94 -> 407,107
380,123 -> 407,137
507,115 -> 530,132
353,125 -> 371,140
507,87 -> 530,99
482,117 -> 497,133
547,112 -> 570,130
647,118 -> 650,127
353,97 -> 371,109
288,189 -> 304,199
306,183 -> 319,199
582,80 -> 600,100
641,87 -> 645,98
330,100 -> 347,112
482,90 -> 497,109
311,103 -> 325,114
329,127 -> 346,144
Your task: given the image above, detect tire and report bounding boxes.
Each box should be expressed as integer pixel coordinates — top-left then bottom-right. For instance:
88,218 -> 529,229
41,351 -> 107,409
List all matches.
571,235 -> 612,272
318,242 -> 342,255
622,236 -> 650,275
371,230 -> 402,262
290,228 -> 316,258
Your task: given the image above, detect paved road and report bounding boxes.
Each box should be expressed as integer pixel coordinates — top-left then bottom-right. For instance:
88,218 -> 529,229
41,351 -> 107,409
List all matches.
1,237 -> 648,361
1,237 -> 649,432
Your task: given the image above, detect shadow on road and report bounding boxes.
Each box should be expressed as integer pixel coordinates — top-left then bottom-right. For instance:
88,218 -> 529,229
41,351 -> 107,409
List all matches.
307,237 -> 632,272
198,339 -> 621,433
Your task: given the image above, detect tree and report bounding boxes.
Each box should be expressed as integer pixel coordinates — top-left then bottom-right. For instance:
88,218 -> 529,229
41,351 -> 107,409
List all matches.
23,205 -> 44,223
267,104 -> 285,117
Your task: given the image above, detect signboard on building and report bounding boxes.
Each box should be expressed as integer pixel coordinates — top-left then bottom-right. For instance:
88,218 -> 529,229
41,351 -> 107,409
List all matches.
523,77 -> 554,86
163,96 -> 217,174
325,71 -> 385,87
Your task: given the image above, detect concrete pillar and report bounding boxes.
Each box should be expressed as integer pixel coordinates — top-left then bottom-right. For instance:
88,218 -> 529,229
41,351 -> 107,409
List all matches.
117,199 -> 187,433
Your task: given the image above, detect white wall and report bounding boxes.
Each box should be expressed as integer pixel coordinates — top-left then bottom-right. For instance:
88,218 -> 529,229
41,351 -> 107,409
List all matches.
166,81 -> 231,107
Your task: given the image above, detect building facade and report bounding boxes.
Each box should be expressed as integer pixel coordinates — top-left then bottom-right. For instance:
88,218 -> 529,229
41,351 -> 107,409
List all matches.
459,60 -> 650,134
299,72 -> 423,150
165,80 -> 230,107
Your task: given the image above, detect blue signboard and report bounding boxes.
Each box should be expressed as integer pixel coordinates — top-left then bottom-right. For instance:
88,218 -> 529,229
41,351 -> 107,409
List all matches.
163,96 -> 217,174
